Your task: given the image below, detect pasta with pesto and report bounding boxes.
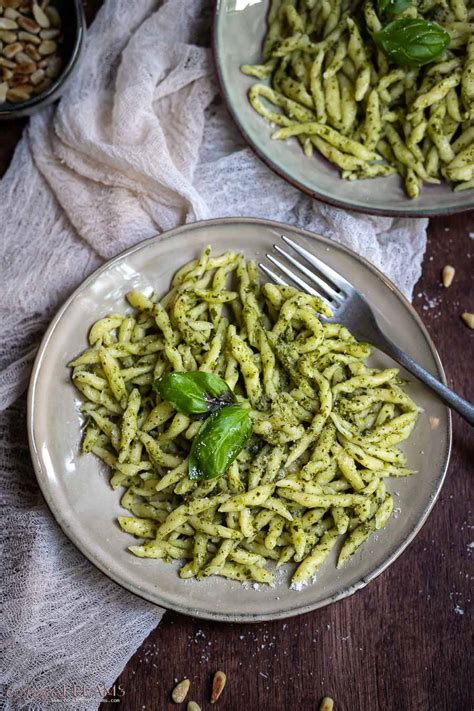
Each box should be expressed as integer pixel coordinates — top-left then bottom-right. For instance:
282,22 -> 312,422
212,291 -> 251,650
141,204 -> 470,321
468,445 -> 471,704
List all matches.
241,0 -> 474,198
69,247 -> 420,588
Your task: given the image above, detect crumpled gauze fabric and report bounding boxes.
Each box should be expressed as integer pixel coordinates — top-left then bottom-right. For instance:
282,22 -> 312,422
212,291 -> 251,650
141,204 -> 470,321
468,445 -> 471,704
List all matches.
0,0 -> 427,709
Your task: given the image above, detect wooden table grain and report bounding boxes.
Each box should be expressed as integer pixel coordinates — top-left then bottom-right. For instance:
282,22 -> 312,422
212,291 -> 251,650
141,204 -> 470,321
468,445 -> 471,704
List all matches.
1,2 -> 472,708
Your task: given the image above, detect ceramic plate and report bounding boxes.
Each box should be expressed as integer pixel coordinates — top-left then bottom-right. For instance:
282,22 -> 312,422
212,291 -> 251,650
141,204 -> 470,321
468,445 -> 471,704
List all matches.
28,218 -> 451,622
213,0 -> 474,217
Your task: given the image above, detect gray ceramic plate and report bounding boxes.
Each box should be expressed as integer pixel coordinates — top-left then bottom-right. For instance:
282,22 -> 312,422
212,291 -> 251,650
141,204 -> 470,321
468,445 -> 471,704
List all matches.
28,218 -> 451,622
213,0 -> 474,217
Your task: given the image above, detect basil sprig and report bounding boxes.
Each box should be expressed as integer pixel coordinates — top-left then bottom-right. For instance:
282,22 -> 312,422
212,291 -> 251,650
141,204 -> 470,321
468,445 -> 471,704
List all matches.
374,18 -> 450,67
154,371 -> 235,416
377,0 -> 411,15
155,371 -> 252,481
188,405 -> 252,480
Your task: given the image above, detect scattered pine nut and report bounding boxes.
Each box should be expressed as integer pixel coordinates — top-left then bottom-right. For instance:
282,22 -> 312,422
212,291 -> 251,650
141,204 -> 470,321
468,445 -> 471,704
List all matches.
319,697 -> 334,711
187,703 -> 201,711
210,670 -> 227,704
171,678 -> 191,704
441,265 -> 455,288
461,312 -> 474,329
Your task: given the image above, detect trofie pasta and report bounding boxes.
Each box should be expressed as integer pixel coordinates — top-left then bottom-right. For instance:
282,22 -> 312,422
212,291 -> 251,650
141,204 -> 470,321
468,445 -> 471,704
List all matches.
69,248 -> 420,588
241,0 -> 474,198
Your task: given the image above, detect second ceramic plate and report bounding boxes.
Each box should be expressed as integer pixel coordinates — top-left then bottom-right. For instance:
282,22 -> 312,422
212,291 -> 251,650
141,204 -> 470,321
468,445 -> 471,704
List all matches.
213,0 -> 474,217
28,218 -> 451,621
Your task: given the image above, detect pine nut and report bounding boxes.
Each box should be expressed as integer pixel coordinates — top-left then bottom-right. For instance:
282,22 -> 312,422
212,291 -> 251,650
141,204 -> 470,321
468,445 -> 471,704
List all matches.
0,17 -> 18,29
461,312 -> 474,329
30,66 -> 44,84
19,30 -> 40,44
171,679 -> 191,704
16,60 -> 36,74
15,50 -> 30,63
0,55 -> 16,68
39,27 -> 59,39
210,671 -> 227,704
3,41 -> 22,58
7,84 -> 31,100
17,15 -> 40,33
1,67 -> 14,80
44,5 -> 60,27
441,265 -> 455,288
4,8 -> 20,19
32,2 -> 50,28
0,29 -> 17,43
45,54 -> 60,77
38,39 -> 56,55
25,43 -> 41,60
32,75 -> 50,93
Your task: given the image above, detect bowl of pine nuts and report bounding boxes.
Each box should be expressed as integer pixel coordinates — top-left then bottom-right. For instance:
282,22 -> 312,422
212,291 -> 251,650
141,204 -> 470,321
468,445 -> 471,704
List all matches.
0,0 -> 85,118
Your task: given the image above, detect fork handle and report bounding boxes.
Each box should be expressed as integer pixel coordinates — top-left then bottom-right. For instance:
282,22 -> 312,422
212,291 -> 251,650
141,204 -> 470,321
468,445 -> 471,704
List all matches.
381,337 -> 474,426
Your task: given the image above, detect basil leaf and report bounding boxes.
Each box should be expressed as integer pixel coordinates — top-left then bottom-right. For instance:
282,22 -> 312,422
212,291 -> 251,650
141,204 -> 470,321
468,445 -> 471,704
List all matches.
377,0 -> 411,15
154,372 -> 235,416
374,19 -> 450,67
189,405 -> 252,480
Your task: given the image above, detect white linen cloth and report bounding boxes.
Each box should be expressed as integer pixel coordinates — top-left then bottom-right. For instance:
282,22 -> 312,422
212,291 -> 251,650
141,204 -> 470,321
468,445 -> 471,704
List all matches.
0,1 -> 427,708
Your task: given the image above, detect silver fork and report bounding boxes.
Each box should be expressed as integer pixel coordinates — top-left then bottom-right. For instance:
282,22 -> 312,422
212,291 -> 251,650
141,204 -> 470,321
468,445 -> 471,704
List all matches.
260,235 -> 474,426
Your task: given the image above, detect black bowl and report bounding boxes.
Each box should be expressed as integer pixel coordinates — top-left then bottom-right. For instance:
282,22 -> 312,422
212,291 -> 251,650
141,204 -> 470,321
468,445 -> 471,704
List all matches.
0,0 -> 85,119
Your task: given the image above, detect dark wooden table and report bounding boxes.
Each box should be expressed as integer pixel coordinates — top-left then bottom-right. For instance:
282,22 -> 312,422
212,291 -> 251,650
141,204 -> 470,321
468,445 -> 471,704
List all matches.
1,2 -> 473,708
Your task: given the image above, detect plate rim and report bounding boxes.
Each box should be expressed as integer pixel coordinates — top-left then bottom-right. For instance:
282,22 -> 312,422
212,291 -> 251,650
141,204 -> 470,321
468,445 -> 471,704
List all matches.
211,3 -> 474,219
27,217 -> 452,622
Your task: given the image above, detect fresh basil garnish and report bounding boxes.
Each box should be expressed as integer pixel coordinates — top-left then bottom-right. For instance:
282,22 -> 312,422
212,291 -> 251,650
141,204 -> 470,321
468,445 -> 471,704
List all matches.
156,373 -> 251,480
188,405 -> 252,480
374,18 -> 450,67
154,371 -> 235,416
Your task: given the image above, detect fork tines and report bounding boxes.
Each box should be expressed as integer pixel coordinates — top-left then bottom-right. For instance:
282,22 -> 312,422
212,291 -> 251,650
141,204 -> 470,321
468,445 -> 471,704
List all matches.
259,235 -> 353,309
